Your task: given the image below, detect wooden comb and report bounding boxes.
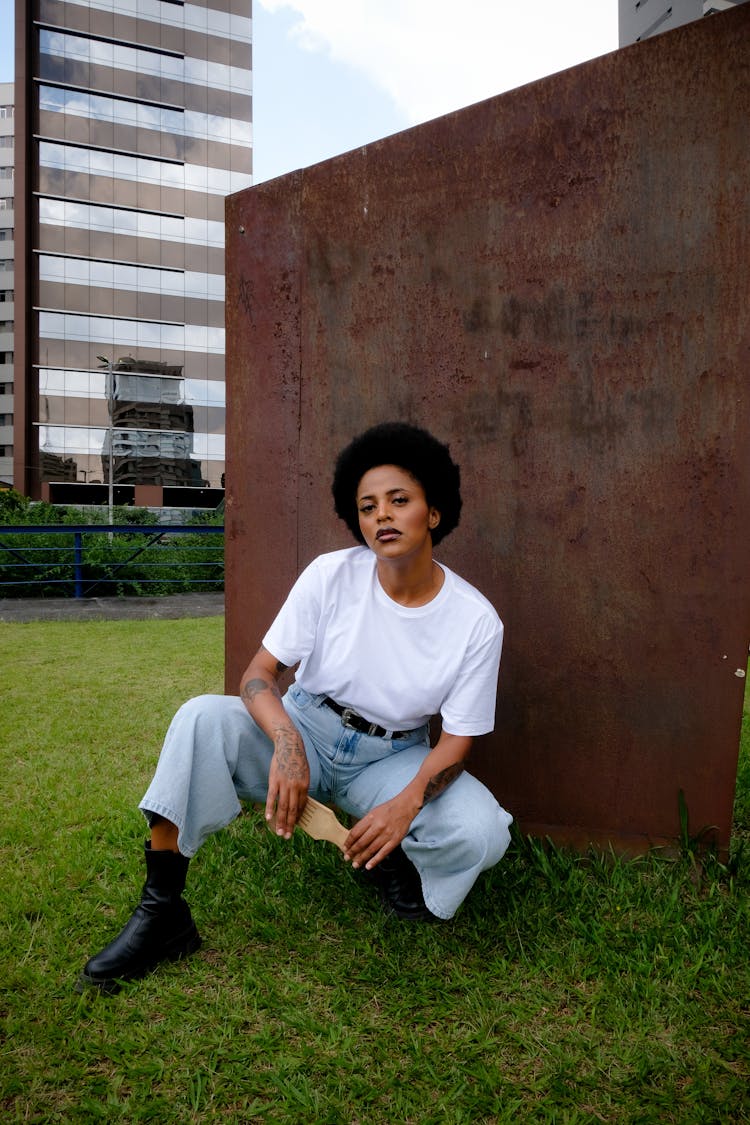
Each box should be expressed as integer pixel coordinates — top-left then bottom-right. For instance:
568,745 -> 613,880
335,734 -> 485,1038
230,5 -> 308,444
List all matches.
296,796 -> 349,852
268,796 -> 349,852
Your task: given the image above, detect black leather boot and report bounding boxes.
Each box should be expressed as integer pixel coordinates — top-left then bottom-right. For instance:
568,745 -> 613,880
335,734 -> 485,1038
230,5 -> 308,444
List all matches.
358,846 -> 438,921
76,842 -> 201,993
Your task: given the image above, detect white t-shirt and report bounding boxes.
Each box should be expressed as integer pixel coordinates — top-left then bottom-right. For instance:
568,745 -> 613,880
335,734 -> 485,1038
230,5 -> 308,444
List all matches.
262,546 -> 503,736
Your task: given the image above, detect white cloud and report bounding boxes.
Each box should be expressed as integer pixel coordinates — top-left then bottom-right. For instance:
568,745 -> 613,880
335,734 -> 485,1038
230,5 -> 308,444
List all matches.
257,1 -> 618,126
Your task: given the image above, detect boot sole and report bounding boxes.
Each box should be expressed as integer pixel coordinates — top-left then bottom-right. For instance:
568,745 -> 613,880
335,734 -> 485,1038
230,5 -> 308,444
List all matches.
75,929 -> 202,995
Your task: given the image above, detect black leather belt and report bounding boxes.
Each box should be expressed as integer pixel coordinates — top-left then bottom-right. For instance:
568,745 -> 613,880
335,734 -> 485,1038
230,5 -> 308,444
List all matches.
323,697 -> 415,739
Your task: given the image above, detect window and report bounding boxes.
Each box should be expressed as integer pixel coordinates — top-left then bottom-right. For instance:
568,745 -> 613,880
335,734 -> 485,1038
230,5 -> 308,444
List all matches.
0,106 -> 13,119
38,311 -> 225,355
0,230 -> 13,241
32,0 -> 249,44
39,254 -> 195,299
39,85 -> 186,136
39,141 -> 184,191
0,352 -> 14,363
0,291 -> 14,301
38,28 -> 250,93
38,197 -> 224,248
39,30 -> 183,85
38,367 -> 223,410
38,141 -> 247,197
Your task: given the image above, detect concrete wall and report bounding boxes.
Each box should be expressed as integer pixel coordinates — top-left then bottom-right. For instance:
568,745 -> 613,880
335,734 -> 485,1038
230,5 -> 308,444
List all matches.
225,7 -> 750,852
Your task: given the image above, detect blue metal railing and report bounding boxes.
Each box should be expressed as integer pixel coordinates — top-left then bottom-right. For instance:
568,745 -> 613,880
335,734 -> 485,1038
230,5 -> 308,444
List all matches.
0,524 -> 224,598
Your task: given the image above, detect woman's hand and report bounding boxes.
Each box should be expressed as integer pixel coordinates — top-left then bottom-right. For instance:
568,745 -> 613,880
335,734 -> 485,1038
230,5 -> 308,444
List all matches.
343,792 -> 421,869
345,732 -> 474,868
239,646 -> 308,839
266,723 -> 310,839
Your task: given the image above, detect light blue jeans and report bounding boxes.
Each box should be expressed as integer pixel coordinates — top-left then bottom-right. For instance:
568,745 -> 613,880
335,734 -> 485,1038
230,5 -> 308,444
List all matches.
140,682 -> 513,919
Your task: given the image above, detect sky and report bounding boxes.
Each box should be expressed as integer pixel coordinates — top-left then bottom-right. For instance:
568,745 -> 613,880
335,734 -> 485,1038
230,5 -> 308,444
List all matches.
0,1 -> 619,184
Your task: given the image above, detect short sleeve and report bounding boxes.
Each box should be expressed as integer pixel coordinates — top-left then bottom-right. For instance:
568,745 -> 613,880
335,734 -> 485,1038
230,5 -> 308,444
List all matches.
261,558 -> 323,669
439,616 -> 503,736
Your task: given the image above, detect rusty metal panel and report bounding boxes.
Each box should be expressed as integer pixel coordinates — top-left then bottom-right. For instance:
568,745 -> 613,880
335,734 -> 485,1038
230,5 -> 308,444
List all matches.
224,176 -> 303,685
225,7 -> 750,852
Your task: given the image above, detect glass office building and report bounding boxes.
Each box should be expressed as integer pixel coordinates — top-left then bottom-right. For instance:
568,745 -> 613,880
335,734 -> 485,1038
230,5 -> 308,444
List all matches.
14,0 -> 252,506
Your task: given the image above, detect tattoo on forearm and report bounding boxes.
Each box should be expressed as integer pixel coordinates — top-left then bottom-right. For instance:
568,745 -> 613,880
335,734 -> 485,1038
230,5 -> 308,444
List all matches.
241,676 -> 281,704
272,725 -> 308,780
423,763 -> 464,803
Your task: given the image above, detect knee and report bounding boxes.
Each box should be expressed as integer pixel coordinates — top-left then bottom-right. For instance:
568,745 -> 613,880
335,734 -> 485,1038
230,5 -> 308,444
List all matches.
483,803 -> 513,866
173,694 -> 244,729
450,792 -> 513,869
165,695 -> 249,762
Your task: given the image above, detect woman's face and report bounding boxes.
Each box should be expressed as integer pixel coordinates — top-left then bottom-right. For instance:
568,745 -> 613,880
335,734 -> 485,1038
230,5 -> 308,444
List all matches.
356,464 -> 440,561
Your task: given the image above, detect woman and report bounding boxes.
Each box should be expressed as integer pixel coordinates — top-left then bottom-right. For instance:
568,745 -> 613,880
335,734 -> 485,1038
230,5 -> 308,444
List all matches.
78,422 -> 513,991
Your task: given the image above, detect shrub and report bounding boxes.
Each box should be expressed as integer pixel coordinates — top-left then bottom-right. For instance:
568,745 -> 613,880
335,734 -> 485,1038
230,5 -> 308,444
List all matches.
0,497 -> 223,598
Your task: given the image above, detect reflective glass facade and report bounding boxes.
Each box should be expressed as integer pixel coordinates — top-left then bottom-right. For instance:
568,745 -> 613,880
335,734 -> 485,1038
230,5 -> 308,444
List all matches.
15,0 -> 252,505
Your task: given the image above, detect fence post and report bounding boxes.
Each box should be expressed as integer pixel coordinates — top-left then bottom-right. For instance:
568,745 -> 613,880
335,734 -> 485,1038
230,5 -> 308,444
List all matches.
74,532 -> 83,599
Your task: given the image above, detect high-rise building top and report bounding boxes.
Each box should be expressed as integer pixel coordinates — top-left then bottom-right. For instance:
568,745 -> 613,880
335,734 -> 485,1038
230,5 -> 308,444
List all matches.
619,0 -> 748,45
14,0 -> 252,507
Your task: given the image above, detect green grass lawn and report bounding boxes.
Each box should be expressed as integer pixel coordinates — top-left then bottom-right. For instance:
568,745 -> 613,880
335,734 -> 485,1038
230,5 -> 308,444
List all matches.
1,618 -> 748,1124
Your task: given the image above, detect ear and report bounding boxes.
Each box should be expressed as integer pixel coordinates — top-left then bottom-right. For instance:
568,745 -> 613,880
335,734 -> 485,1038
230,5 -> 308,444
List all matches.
428,508 -> 441,530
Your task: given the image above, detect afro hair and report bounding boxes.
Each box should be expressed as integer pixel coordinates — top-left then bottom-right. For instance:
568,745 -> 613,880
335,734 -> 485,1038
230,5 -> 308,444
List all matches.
332,422 -> 462,547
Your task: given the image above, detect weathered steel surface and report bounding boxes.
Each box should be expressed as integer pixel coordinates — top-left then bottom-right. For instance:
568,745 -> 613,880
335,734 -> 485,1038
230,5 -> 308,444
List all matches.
225,7 -> 750,851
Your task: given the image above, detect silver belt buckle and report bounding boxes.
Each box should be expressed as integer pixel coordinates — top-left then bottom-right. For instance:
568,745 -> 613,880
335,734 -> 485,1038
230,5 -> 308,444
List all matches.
341,707 -> 358,730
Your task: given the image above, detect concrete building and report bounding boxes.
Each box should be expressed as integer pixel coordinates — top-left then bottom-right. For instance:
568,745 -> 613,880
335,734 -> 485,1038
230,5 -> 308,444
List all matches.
619,0 -> 748,45
0,83 -> 13,488
13,0 -> 252,507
